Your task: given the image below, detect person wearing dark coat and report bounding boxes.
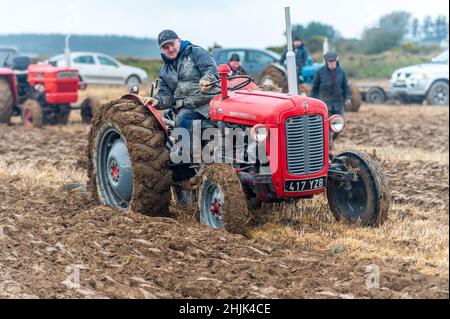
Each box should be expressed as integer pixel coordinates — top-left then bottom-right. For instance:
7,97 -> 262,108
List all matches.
228,54 -> 247,76
280,37 -> 309,81
144,30 -> 218,131
311,51 -> 352,117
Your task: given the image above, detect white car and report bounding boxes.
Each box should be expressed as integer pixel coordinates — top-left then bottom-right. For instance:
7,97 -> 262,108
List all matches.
390,50 -> 449,105
49,52 -> 148,86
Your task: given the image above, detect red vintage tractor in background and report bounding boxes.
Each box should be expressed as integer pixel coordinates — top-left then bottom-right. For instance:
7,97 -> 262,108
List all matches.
0,55 -> 99,127
87,64 -> 391,235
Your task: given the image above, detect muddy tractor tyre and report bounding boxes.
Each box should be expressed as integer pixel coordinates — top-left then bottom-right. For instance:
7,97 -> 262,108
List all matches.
81,96 -> 102,124
258,65 -> 288,93
87,99 -> 172,216
198,164 -> 251,235
0,78 -> 14,124
22,99 -> 44,128
345,85 -> 362,112
327,152 -> 390,227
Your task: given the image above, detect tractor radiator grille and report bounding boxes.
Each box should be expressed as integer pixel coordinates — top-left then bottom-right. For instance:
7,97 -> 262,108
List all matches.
286,115 -> 324,175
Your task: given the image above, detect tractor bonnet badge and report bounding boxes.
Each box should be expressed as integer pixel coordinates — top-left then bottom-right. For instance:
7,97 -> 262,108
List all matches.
302,102 -> 310,109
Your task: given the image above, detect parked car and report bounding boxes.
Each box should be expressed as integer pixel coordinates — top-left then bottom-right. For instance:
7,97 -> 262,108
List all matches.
48,52 -> 148,85
211,48 -> 281,78
389,50 -> 449,105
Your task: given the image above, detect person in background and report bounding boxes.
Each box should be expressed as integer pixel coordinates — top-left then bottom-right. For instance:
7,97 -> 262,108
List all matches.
228,53 -> 247,76
312,51 -> 352,147
280,37 -> 309,81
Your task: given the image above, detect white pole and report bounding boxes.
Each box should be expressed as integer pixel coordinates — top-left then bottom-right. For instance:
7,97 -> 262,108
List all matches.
65,34 -> 72,67
323,37 -> 329,56
285,7 -> 298,95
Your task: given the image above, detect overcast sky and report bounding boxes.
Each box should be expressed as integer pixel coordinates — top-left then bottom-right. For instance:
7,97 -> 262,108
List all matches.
0,0 -> 448,48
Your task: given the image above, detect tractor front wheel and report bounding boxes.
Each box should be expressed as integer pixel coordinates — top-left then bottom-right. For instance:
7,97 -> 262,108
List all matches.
81,96 -> 102,124
87,99 -> 172,216
198,164 -> 250,235
327,152 -> 390,227
58,104 -> 72,125
22,99 -> 43,128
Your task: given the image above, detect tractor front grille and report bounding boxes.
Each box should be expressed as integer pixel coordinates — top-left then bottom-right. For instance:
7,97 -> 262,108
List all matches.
285,115 -> 324,175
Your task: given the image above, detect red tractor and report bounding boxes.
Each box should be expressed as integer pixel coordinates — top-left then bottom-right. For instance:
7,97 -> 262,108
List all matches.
0,55 -> 97,127
87,64 -> 390,235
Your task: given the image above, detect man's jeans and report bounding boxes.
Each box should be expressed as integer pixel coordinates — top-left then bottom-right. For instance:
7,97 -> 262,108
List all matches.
175,107 -> 206,131
173,108 -> 206,161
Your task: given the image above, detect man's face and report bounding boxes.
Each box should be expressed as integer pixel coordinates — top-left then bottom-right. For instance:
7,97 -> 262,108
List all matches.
327,60 -> 337,70
229,61 -> 241,70
161,39 -> 182,60
294,40 -> 302,48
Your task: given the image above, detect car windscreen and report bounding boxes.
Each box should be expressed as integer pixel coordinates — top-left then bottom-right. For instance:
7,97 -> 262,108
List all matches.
432,50 -> 449,64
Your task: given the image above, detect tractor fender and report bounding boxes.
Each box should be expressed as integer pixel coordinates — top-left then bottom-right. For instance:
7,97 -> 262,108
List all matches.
265,63 -> 287,76
120,94 -> 169,136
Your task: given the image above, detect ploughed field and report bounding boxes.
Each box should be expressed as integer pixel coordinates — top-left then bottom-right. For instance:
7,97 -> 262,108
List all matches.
0,89 -> 448,298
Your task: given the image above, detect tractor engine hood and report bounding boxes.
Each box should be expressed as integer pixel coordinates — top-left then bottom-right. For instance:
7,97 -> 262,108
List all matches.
210,90 -> 328,125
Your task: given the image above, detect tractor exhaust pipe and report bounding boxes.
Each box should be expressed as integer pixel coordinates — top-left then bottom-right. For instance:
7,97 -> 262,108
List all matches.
65,34 -> 72,68
285,7 -> 298,96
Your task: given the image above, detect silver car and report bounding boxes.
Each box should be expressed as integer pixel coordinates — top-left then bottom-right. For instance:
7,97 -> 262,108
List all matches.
49,52 -> 148,86
390,50 -> 449,105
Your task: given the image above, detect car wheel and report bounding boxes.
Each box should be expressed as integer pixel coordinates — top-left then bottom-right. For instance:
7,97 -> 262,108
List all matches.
427,81 -> 449,106
126,75 -> 141,86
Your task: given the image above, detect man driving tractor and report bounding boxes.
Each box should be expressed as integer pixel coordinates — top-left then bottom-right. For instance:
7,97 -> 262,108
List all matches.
144,30 -> 218,131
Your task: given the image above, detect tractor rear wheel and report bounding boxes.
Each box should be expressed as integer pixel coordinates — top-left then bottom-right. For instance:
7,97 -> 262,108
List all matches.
22,99 -> 43,128
81,96 -> 102,124
258,65 -> 287,92
198,164 -> 250,235
87,99 -> 172,216
0,78 -> 14,124
327,152 -> 390,227
345,85 -> 362,112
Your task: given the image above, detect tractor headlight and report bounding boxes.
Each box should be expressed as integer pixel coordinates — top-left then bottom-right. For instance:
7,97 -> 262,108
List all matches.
34,83 -> 46,94
250,124 -> 269,143
329,115 -> 345,133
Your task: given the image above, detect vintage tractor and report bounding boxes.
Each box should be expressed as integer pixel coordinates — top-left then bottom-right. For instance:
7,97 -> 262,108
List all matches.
258,60 -> 363,112
0,55 -> 99,127
87,64 -> 390,235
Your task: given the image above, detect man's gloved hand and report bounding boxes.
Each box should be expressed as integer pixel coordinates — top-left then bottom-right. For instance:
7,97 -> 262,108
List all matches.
199,75 -> 216,94
345,99 -> 352,108
141,97 -> 160,107
199,80 -> 213,94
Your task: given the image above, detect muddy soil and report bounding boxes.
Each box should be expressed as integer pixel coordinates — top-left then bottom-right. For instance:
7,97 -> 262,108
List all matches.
0,104 -> 448,299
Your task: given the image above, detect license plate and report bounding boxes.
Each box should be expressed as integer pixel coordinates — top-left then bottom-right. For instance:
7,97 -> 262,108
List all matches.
285,177 -> 327,193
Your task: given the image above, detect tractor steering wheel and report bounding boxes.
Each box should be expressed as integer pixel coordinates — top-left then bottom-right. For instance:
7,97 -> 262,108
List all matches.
203,75 -> 253,96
